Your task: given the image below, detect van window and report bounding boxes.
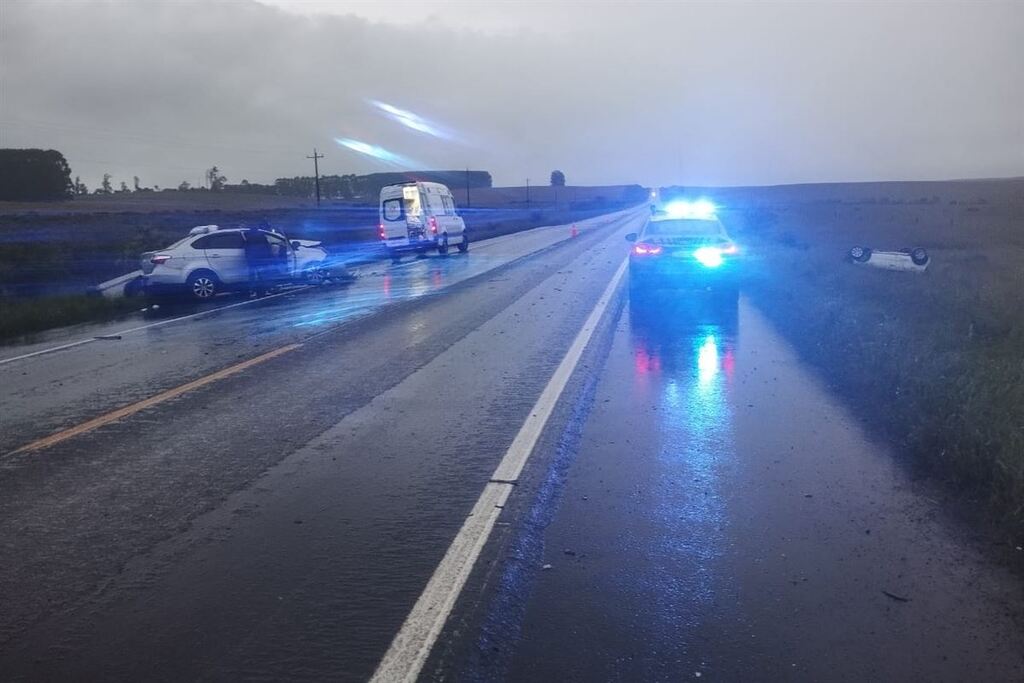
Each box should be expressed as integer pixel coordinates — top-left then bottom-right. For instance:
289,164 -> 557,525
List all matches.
383,198 -> 403,221
193,232 -> 245,249
442,195 -> 456,216
426,190 -> 446,215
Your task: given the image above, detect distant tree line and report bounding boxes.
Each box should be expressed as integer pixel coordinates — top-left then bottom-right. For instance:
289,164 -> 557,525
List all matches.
224,170 -> 493,201
0,149 -> 74,200
0,148 -> 493,204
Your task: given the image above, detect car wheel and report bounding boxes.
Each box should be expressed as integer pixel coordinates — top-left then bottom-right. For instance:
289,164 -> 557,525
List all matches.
187,271 -> 219,301
911,247 -> 929,265
306,264 -> 328,285
438,234 -> 449,256
457,232 -> 469,253
849,246 -> 872,262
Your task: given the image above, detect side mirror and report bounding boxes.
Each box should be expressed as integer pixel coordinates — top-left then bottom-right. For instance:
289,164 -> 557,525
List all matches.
625,233 -> 638,242
290,240 -> 301,249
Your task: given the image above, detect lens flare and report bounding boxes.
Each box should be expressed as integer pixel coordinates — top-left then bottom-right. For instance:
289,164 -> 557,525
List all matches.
370,100 -> 452,140
334,137 -> 413,167
693,246 -> 724,268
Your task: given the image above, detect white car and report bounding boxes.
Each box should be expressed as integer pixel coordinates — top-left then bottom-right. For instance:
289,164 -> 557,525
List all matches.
140,226 -> 334,300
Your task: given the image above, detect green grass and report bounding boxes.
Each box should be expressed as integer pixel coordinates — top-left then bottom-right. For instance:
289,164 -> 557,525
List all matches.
0,295 -> 142,342
723,181 -> 1024,538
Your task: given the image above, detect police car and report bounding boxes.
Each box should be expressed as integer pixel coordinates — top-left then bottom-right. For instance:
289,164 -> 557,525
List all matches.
625,200 -> 740,295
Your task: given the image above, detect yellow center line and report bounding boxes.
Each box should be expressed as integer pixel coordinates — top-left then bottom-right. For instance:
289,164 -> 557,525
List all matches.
10,343 -> 303,456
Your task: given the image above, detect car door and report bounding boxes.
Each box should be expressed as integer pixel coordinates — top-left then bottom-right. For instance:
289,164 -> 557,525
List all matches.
263,231 -> 296,280
200,230 -> 247,283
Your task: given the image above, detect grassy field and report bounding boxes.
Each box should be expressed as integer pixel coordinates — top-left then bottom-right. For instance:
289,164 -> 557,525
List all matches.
719,178 -> 1024,539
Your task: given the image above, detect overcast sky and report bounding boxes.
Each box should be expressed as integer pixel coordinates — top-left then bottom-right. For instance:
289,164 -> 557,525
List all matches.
1,0 -> 1021,189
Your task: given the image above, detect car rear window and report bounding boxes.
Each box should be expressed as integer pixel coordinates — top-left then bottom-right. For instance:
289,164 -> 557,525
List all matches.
644,218 -> 725,237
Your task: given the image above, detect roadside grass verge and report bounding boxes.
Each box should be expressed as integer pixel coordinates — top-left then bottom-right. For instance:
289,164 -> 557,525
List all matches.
725,186 -> 1024,540
0,294 -> 142,342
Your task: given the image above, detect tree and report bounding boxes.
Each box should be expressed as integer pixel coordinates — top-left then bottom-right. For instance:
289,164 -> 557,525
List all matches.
133,175 -> 141,192
118,181 -> 129,193
73,175 -> 88,195
178,180 -> 191,191
206,166 -> 226,192
0,149 -> 74,200
550,170 -> 566,186
101,173 -> 113,194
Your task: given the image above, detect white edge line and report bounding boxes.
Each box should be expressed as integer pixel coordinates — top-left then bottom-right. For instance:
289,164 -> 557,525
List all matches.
370,255 -> 630,683
0,338 -> 98,366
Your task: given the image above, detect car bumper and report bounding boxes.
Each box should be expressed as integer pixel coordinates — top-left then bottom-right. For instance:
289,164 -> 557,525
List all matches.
383,236 -> 438,253
629,257 -> 740,287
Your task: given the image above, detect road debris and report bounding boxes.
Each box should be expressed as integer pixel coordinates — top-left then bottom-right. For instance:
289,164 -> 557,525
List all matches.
882,590 -> 910,602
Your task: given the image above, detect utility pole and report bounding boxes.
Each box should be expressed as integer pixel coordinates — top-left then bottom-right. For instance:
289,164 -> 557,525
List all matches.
526,177 -> 530,206
465,167 -> 471,208
307,148 -> 324,207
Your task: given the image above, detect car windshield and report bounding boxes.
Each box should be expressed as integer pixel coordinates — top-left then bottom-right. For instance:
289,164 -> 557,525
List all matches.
2,3 -> 1021,682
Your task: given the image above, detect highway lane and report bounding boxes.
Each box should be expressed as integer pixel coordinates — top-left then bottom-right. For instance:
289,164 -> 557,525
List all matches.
0,208 -> 646,679
431,293 -> 1024,681
0,209 -> 631,455
2,204 -> 1023,681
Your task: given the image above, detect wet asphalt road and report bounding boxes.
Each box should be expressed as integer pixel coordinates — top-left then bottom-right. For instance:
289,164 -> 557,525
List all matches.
2,207 -> 1023,681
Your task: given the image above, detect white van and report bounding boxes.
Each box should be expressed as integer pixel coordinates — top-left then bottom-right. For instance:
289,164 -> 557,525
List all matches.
378,182 -> 468,260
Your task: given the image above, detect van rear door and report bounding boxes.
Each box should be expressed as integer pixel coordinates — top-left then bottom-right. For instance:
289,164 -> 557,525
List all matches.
380,185 -> 425,246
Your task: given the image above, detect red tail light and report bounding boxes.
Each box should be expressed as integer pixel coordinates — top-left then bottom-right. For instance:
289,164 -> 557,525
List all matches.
150,254 -> 171,264
633,243 -> 662,256
378,223 -> 386,240
429,216 -> 438,234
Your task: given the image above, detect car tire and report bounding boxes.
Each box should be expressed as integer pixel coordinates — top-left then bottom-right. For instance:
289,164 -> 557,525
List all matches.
849,246 -> 872,262
187,270 -> 219,301
911,247 -> 929,265
457,232 -> 469,253
305,264 -> 328,285
438,234 -> 449,256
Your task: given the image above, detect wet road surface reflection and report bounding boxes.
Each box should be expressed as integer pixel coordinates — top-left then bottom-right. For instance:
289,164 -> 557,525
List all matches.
628,292 -> 739,645
494,288 -> 746,682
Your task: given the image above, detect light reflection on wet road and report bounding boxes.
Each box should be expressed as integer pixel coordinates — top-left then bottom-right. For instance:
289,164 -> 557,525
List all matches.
473,288 -> 1024,682
632,298 -> 738,627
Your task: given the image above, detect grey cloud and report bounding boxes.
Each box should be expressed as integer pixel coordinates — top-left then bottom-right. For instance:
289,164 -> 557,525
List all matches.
1,0 -> 1021,189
